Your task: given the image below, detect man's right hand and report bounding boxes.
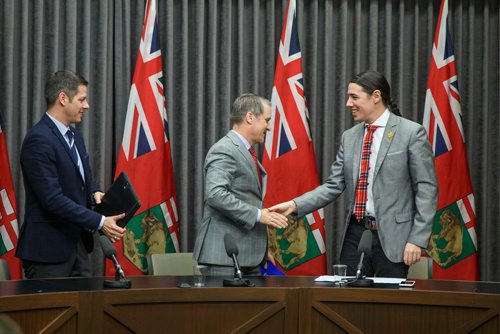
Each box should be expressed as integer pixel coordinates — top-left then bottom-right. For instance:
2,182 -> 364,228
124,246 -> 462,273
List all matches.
260,209 -> 288,229
268,200 -> 297,216
101,213 -> 126,243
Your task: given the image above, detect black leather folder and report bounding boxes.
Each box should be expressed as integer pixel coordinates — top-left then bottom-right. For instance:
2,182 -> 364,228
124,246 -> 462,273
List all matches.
94,172 -> 141,227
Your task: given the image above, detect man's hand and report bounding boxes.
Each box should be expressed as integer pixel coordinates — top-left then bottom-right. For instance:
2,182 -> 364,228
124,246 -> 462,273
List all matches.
267,249 -> 276,266
94,191 -> 105,205
404,242 -> 422,266
260,209 -> 288,228
268,200 -> 297,217
101,213 -> 126,243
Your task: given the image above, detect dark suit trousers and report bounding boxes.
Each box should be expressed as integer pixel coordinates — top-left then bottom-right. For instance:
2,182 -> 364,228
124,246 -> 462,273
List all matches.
204,264 -> 261,277
340,219 -> 409,278
22,237 -> 92,279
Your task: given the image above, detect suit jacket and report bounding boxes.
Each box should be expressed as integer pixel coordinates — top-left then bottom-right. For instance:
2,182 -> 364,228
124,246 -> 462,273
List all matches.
294,113 -> 438,263
15,114 -> 102,263
193,131 -> 268,267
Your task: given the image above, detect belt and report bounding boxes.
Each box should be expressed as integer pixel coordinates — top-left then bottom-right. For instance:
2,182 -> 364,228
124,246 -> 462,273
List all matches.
351,215 -> 378,230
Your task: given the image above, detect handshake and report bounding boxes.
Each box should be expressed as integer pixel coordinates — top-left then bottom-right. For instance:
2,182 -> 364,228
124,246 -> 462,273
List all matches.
260,200 -> 298,229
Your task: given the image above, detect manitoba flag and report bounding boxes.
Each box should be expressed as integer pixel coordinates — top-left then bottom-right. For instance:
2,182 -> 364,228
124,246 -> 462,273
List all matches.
263,0 -> 326,276
106,0 -> 179,276
0,114 -> 22,279
423,0 -> 479,280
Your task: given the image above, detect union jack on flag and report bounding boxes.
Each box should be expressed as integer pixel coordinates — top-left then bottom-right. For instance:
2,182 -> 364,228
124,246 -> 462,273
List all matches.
106,0 -> 180,276
263,0 -> 326,276
423,0 -> 478,280
122,6 -> 169,160
422,2 -> 464,158
265,3 -> 311,159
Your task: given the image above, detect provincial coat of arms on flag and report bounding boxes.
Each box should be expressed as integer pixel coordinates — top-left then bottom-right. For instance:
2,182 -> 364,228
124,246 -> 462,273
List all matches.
427,196 -> 476,269
106,0 -> 179,276
263,0 -> 326,276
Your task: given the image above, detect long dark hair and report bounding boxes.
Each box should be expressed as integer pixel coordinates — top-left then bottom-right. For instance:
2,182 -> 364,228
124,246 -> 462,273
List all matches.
350,70 -> 401,116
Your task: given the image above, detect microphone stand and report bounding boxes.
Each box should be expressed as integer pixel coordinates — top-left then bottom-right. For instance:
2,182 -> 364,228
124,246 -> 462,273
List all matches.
223,276 -> 253,287
347,252 -> 374,287
104,258 -> 132,289
223,278 -> 252,287
222,254 -> 254,287
347,274 -> 374,287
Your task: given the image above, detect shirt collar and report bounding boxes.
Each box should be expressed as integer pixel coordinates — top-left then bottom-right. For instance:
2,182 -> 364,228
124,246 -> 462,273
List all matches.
231,130 -> 252,150
46,112 -> 72,137
365,108 -> 390,128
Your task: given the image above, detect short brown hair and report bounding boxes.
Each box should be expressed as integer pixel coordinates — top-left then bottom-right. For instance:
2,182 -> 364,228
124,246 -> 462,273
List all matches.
45,70 -> 88,107
230,93 -> 271,127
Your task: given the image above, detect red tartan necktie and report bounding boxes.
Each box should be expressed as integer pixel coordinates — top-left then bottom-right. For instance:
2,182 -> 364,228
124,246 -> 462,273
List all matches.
249,147 -> 262,187
354,125 -> 378,221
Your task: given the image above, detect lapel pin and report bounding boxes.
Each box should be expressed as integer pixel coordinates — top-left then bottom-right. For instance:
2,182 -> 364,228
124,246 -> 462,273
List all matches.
387,132 -> 394,139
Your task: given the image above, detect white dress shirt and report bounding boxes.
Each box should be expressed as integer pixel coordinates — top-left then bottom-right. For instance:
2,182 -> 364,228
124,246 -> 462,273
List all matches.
363,109 -> 390,218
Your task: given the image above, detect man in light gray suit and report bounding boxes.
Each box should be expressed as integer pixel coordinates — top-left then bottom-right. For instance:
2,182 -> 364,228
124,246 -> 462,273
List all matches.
193,94 -> 288,276
271,71 -> 438,277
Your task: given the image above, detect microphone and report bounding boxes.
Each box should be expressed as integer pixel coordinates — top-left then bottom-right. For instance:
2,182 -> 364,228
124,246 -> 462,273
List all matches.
224,234 -> 243,280
348,230 -> 374,287
356,230 -> 372,279
99,235 -> 131,289
222,234 -> 254,287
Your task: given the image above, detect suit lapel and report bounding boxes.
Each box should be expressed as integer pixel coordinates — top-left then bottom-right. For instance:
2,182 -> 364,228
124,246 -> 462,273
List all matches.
44,115 -> 85,183
73,134 -> 88,182
227,131 -> 264,193
373,113 -> 398,179
259,160 -> 267,197
352,124 -> 365,186
43,114 -> 67,151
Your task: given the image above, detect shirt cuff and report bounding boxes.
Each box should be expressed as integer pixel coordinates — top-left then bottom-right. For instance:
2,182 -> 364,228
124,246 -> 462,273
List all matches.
256,209 -> 261,223
98,216 -> 105,230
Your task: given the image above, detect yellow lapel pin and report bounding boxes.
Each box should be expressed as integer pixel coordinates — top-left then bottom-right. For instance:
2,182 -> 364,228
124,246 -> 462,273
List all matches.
387,132 -> 394,139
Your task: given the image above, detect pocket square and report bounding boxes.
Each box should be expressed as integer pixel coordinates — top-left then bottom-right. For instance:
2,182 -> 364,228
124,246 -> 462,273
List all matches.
387,150 -> 405,156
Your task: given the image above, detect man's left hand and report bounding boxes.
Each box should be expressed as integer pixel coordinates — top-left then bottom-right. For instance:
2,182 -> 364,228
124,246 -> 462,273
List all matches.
94,191 -> 105,204
404,242 -> 422,266
266,249 -> 276,266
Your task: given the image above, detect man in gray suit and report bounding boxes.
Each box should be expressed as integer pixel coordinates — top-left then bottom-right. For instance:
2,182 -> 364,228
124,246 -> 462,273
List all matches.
271,71 -> 438,277
193,94 -> 288,276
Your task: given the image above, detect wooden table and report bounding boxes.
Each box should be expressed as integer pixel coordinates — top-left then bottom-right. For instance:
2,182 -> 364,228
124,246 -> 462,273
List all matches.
1,276 -> 499,333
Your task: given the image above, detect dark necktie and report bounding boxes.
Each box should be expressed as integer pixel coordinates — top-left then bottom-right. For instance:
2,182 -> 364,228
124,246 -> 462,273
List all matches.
249,147 -> 262,187
354,125 -> 378,221
66,129 -> 79,166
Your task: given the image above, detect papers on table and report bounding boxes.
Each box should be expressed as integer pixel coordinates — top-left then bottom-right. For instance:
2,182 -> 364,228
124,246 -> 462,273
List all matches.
315,275 -> 353,282
315,276 -> 405,284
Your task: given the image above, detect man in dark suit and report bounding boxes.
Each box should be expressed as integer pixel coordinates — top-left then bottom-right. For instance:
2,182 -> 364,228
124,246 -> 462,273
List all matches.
16,70 -> 126,278
271,71 -> 438,278
193,94 -> 288,276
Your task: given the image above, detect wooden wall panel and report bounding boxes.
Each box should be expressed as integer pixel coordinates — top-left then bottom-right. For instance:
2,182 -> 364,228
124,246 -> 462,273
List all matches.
1,277 -> 499,333
300,288 -> 500,334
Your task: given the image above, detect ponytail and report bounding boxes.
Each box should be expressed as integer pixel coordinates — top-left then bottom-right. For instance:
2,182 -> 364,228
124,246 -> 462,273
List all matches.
387,99 -> 401,116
